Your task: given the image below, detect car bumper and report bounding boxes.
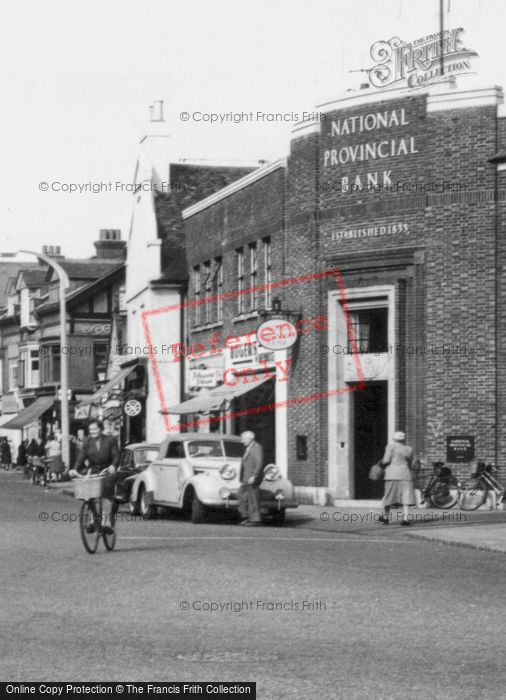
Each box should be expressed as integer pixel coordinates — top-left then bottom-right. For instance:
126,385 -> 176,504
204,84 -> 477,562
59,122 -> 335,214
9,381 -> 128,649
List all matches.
201,490 -> 297,511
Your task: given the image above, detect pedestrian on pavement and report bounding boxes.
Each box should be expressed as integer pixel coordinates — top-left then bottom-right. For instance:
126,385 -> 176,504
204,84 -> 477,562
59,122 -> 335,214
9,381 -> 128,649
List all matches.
1,437 -> 12,470
46,431 -> 64,482
379,431 -> 415,526
17,439 -> 28,471
69,419 -> 120,534
238,430 -> 264,527
27,437 -> 45,458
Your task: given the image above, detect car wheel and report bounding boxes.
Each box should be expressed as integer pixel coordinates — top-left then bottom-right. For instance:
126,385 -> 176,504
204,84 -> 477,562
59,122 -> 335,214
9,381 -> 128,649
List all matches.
191,492 -> 206,524
139,485 -> 156,519
271,509 -> 286,525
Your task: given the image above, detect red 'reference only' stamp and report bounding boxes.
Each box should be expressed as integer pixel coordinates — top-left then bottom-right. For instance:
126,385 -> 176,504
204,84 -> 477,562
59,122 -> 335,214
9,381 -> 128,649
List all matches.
141,269 -> 365,431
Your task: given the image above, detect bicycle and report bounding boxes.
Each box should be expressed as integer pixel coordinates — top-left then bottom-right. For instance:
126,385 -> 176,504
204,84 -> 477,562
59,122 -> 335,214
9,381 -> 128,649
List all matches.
415,461 -> 459,509
73,469 -> 118,554
30,456 -> 50,487
458,461 -> 506,511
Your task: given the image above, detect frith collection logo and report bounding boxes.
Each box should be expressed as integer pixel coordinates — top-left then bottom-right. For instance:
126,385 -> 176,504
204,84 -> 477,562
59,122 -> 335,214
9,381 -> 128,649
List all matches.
368,28 -> 478,89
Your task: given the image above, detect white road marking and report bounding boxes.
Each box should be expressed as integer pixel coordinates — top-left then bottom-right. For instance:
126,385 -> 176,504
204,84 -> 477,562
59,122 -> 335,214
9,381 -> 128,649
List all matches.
120,535 -> 414,543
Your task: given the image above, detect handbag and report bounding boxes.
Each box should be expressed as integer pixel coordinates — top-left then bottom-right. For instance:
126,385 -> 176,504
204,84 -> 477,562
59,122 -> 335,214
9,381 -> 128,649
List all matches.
368,462 -> 385,482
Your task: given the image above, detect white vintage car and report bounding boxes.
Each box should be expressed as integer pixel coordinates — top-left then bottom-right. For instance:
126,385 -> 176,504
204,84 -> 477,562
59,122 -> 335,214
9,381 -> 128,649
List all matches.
129,432 -> 297,524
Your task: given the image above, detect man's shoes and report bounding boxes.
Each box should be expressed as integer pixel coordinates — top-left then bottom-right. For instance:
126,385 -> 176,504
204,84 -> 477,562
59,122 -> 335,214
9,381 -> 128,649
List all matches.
240,519 -> 249,526
85,523 -> 97,534
101,525 -> 115,535
378,515 -> 389,525
400,519 -> 412,527
245,521 -> 261,527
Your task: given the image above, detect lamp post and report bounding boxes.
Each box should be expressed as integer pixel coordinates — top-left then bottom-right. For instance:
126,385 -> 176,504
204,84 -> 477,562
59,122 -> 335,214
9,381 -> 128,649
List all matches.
0,249 -> 70,468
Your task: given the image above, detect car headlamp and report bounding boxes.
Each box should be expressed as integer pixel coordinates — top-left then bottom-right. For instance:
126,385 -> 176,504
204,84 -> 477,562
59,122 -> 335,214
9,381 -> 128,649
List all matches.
220,463 -> 236,480
263,464 -> 280,482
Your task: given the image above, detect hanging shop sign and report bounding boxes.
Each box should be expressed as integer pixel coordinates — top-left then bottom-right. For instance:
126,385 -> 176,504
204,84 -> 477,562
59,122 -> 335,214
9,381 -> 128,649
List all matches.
123,398 -> 142,417
256,318 -> 298,351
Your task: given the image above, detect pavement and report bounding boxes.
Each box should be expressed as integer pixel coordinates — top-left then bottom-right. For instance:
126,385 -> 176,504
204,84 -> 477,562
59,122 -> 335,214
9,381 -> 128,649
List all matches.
42,474 -> 506,553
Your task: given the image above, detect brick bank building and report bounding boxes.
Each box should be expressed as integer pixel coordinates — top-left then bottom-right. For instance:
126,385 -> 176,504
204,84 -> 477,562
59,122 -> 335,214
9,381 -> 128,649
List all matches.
171,81 -> 506,502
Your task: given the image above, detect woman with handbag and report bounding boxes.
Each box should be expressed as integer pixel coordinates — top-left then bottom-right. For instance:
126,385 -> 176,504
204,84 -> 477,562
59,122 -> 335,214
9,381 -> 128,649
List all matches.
379,431 -> 415,526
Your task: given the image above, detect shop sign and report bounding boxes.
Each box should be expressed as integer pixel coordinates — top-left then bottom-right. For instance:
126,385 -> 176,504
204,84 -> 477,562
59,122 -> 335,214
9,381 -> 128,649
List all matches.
123,398 -> 142,417
189,368 -> 221,388
446,435 -> 475,463
256,318 -> 298,351
228,336 -> 275,370
74,322 -> 111,335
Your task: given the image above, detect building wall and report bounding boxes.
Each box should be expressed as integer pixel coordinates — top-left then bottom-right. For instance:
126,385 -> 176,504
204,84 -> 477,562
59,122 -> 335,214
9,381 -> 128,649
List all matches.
287,85 -> 504,489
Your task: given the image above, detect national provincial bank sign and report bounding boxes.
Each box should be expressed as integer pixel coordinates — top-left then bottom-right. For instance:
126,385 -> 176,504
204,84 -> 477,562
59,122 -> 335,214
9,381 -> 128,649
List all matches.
323,107 -> 418,191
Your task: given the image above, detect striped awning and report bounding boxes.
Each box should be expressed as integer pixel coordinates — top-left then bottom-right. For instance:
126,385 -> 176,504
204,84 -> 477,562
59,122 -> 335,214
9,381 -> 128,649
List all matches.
76,364 -> 138,408
1,396 -> 55,430
164,374 -> 271,414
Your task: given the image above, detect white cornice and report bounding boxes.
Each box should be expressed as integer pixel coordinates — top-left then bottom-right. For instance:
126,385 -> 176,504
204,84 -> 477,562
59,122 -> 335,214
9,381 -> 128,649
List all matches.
314,83 -> 504,115
291,120 -> 321,138
182,158 -> 287,219
427,85 -> 504,112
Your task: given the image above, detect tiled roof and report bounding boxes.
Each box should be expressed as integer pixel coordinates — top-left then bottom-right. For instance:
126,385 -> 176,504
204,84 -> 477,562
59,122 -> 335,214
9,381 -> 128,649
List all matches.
155,163 -> 255,283
50,259 -> 122,281
0,262 -> 38,308
18,269 -> 48,288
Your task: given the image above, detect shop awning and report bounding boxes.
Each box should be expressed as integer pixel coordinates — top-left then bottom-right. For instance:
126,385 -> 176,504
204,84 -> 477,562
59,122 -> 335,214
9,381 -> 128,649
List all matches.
164,375 -> 271,414
76,364 -> 138,408
1,396 -> 55,430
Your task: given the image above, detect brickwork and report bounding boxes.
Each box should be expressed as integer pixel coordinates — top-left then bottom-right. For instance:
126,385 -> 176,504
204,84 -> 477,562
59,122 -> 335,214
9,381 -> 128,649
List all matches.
182,87 -> 506,492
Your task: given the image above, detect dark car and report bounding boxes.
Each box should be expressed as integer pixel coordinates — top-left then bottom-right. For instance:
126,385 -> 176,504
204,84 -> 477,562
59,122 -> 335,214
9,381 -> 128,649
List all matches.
115,443 -> 159,505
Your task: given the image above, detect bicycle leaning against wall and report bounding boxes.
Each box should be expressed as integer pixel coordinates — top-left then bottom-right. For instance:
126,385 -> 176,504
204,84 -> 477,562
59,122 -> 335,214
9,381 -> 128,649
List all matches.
458,461 -> 506,511
414,460 -> 460,509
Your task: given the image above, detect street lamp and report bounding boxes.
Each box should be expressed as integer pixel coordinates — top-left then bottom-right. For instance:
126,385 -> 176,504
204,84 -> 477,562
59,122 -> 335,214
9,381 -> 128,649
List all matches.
0,249 -> 70,468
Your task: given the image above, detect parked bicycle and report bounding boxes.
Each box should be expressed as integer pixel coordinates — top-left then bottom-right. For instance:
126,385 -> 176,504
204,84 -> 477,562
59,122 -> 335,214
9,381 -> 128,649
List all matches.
458,461 -> 506,511
30,456 -> 50,487
73,469 -> 118,554
415,461 -> 459,509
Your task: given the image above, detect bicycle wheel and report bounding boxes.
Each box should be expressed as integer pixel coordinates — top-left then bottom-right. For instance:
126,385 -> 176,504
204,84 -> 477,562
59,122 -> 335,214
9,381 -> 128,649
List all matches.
429,479 -> 458,509
102,502 -> 117,552
79,501 -> 100,554
458,482 -> 488,511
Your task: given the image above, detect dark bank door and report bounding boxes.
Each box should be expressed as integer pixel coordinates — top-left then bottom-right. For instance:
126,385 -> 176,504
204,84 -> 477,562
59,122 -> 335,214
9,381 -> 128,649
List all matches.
353,381 -> 388,499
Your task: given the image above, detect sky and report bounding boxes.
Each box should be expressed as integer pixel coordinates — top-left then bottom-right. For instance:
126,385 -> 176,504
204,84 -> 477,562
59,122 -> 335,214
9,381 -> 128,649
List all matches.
1,0 -> 505,259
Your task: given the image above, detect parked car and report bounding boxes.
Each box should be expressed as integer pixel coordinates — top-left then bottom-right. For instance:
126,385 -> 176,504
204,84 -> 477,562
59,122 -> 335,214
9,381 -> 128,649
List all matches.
115,443 -> 159,504
129,433 -> 297,524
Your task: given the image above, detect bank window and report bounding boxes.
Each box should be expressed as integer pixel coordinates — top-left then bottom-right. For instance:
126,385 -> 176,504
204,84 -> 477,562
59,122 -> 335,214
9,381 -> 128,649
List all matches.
203,261 -> 212,324
348,308 -> 388,353
249,242 -> 258,312
215,257 -> 223,322
236,248 -> 245,315
193,265 -> 201,326
263,237 -> 272,310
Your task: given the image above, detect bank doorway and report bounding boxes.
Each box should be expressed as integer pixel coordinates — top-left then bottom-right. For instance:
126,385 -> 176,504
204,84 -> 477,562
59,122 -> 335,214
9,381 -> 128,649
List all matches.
353,381 -> 388,499
233,377 -> 276,465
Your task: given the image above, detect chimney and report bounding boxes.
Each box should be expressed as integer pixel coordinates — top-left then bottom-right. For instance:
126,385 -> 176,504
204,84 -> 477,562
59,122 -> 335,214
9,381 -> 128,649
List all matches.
93,230 -> 126,259
137,100 -> 171,188
40,245 -> 64,264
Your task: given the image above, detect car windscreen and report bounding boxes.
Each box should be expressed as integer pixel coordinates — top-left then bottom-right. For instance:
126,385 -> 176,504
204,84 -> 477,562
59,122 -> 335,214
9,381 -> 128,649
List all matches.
186,441 -> 224,458
134,449 -> 159,464
223,441 -> 245,458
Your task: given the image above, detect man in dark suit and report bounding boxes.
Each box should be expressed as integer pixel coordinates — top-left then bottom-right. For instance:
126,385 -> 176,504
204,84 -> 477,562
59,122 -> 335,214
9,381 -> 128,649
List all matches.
238,430 -> 264,527
70,419 -> 120,533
